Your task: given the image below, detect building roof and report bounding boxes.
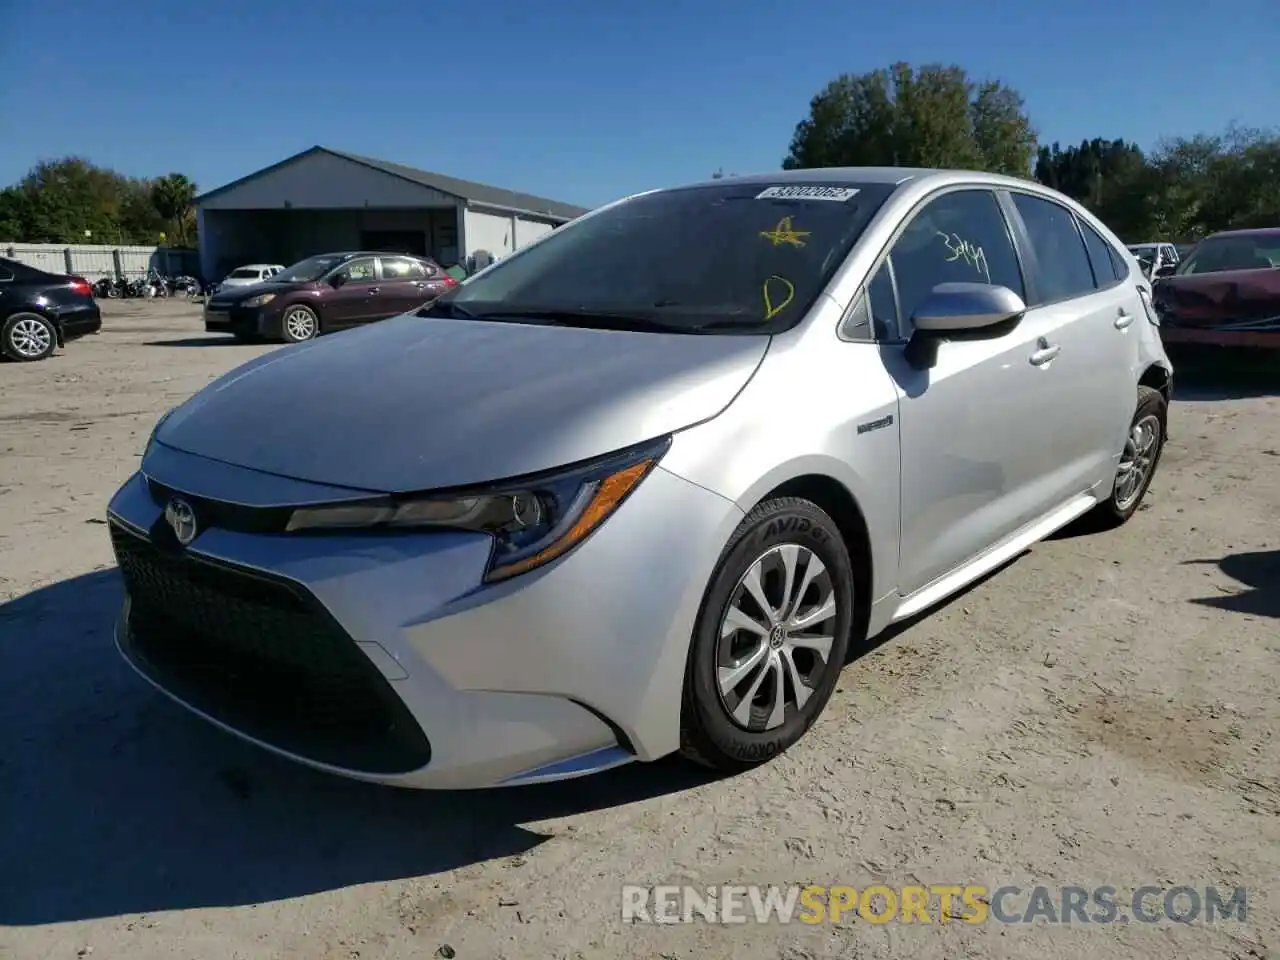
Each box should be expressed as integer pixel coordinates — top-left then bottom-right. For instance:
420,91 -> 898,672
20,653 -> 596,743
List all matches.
194,146 -> 590,222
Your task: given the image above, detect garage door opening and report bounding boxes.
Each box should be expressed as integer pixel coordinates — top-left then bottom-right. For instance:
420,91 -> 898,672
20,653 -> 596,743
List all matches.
360,230 -> 427,256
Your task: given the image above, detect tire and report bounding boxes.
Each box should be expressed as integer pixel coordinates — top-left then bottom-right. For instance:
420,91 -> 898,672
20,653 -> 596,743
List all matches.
280,304 -> 319,343
679,496 -> 855,773
2,313 -> 57,362
1090,385 -> 1167,528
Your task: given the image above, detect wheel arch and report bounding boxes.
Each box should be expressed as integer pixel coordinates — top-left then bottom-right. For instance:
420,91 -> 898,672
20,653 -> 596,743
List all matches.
1138,362 -> 1172,405
749,472 -> 874,645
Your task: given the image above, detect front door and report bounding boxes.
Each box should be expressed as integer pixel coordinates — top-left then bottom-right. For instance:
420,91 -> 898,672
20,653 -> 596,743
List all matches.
885,188 -> 1074,596
325,257 -> 380,327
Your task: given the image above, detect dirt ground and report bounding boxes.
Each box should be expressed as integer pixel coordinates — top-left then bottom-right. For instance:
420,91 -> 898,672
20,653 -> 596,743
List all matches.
1,300 -> 1276,960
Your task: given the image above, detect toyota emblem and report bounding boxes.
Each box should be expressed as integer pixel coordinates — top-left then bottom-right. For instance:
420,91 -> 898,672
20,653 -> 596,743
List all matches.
164,497 -> 198,546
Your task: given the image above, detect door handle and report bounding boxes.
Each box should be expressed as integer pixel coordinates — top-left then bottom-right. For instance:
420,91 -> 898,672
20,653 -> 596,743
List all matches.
1114,311 -> 1135,329
1029,342 -> 1061,366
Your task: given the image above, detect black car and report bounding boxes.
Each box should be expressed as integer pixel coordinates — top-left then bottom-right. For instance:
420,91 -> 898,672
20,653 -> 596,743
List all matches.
0,257 -> 102,362
202,251 -> 457,344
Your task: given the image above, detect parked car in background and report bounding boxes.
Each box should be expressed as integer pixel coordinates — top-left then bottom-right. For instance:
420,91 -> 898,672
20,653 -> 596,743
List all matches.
202,251 -> 457,343
1152,227 -> 1280,350
1127,242 -> 1179,279
109,168 -> 1171,789
0,257 -> 102,362
217,263 -> 286,291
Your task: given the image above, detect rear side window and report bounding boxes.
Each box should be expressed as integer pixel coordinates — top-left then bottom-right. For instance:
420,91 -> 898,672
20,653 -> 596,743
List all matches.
1012,193 -> 1096,304
1078,219 -> 1120,287
0,265 -> 12,281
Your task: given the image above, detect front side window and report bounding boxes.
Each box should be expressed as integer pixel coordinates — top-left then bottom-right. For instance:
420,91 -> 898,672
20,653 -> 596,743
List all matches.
1012,193 -> 1096,304
887,189 -> 1025,330
339,259 -> 376,282
429,181 -> 898,333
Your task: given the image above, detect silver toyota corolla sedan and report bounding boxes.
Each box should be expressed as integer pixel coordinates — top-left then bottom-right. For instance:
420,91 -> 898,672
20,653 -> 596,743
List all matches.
107,168 -> 1173,789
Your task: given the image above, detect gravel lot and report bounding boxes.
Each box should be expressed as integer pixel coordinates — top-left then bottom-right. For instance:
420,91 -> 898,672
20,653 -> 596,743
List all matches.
2,300 -> 1277,960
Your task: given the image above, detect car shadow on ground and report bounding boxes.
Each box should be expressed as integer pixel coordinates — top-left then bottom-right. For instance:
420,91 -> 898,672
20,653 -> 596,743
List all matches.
0,569 -> 715,926
1184,549 -> 1280,619
1168,352 -> 1279,401
141,337 -> 244,347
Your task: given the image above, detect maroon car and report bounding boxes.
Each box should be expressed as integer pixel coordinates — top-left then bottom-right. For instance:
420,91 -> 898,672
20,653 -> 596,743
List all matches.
203,251 -> 458,344
1152,228 -> 1280,349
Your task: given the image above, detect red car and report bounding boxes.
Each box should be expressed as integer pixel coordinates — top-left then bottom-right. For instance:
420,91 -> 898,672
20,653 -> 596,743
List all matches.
1152,228 -> 1280,349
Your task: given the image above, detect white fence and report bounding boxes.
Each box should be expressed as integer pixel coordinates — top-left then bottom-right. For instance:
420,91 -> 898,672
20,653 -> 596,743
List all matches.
0,243 -> 199,280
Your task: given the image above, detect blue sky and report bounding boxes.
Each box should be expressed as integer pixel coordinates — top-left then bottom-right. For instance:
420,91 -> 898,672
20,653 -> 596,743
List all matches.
2,0 -> 1276,209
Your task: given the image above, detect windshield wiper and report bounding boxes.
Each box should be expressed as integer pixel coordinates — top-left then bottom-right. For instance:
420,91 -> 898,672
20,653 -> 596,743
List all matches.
460,309 -> 694,334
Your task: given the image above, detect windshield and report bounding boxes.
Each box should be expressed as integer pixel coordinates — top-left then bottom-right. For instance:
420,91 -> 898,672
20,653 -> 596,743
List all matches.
1176,235 -> 1280,276
429,181 -> 896,332
228,268 -> 260,279
273,255 -> 347,283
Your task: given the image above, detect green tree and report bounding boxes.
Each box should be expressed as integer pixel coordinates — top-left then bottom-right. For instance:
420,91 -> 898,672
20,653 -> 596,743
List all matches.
150,173 -> 198,245
782,62 -> 1037,175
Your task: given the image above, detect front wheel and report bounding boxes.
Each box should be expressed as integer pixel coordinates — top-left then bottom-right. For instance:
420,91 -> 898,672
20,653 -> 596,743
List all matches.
679,497 -> 855,773
280,304 -> 319,343
1091,385 -> 1167,528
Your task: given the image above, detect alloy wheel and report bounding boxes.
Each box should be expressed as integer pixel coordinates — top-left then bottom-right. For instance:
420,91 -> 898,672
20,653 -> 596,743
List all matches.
715,543 -> 840,731
1114,413 -> 1161,510
8,317 -> 52,358
284,308 -> 317,341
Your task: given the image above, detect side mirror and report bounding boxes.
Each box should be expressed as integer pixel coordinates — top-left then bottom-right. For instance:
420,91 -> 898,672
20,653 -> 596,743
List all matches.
1155,263 -> 1177,278
904,282 -> 1027,370
330,272 -> 347,288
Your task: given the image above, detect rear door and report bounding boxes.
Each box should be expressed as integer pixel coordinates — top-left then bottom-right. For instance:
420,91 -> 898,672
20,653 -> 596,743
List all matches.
1004,191 -> 1139,499
376,256 -> 434,316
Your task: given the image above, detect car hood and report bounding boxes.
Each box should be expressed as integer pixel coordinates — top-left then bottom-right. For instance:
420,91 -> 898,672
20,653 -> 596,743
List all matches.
155,314 -> 769,492
210,280 -> 309,305
1154,268 -> 1280,329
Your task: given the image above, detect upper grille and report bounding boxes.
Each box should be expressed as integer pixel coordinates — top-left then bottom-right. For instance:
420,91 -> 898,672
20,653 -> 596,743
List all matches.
110,520 -> 431,774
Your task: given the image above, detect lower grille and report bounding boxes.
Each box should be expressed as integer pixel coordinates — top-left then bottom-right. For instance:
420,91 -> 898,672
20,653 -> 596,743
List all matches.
110,520 -> 431,774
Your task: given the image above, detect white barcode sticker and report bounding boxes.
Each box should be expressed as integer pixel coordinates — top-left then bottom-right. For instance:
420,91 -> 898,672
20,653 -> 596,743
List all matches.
755,185 -> 860,202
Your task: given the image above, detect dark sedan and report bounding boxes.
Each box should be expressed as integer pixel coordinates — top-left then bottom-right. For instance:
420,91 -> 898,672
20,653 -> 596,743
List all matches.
1153,228 -> 1280,350
203,251 -> 458,343
0,257 -> 102,362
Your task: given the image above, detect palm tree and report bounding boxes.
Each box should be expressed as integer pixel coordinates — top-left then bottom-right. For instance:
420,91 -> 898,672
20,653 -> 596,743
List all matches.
150,173 -> 197,246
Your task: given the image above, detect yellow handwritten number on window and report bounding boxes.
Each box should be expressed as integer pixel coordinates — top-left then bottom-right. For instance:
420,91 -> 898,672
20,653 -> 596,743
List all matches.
763,275 -> 795,320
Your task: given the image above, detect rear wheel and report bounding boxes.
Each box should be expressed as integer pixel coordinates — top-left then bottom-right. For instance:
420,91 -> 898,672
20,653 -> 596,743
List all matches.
1091,385 -> 1167,528
2,313 -> 57,362
679,497 -> 854,773
281,305 -> 319,343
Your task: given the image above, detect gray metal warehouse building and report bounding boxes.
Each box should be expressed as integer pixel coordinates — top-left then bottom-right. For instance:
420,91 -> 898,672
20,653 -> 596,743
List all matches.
194,146 -> 590,282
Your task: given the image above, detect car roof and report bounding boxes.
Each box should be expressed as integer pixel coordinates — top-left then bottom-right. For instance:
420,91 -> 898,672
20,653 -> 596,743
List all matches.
661,166 -> 1047,192
237,263 -> 282,270
1203,227 -> 1280,240
309,251 -> 437,261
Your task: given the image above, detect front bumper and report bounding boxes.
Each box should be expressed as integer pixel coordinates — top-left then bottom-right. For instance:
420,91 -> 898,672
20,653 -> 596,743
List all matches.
203,305 -> 265,338
106,442 -> 742,789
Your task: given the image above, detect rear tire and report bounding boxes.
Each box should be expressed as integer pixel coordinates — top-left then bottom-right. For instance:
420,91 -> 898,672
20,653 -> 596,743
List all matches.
679,497 -> 854,773
1090,385 -> 1167,528
2,313 -> 57,362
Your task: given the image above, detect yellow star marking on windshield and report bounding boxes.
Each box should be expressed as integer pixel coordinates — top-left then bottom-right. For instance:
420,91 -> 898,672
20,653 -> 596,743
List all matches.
760,217 -> 810,248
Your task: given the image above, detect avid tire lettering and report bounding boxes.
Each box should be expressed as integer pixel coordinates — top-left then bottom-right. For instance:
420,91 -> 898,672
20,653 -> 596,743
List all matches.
762,515 -> 828,544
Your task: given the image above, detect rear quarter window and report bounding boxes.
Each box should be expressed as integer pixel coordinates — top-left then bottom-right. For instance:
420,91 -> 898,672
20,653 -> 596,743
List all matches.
1078,219 -> 1122,287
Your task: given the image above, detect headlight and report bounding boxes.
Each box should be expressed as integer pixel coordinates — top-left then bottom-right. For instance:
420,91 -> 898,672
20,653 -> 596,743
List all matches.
241,293 -> 277,308
285,436 -> 671,582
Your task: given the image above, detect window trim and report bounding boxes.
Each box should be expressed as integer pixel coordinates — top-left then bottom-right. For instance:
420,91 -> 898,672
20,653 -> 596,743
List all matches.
1003,188 -> 1110,309
846,184 -> 1029,341
1075,215 -> 1126,293
0,266 -> 13,282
